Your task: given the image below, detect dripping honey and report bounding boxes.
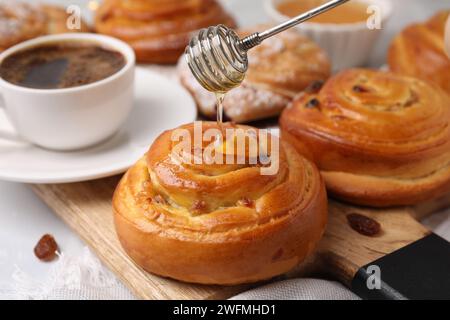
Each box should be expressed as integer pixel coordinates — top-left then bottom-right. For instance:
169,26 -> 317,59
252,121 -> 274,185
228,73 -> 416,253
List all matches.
215,92 -> 225,127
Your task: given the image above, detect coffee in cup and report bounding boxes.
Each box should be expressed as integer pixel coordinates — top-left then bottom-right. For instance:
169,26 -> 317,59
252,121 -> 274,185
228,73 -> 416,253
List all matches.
0,42 -> 126,90
0,33 -> 135,150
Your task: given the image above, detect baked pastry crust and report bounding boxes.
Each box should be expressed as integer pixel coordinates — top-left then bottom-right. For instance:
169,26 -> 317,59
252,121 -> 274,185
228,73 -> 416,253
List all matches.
0,2 -> 45,51
280,69 -> 450,207
178,28 -> 331,123
95,0 -> 236,64
0,3 -> 89,52
388,10 -> 450,95
113,122 -> 327,285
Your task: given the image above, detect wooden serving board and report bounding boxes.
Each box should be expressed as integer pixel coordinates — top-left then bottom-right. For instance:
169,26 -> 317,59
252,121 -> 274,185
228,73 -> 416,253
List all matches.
31,178 -> 450,300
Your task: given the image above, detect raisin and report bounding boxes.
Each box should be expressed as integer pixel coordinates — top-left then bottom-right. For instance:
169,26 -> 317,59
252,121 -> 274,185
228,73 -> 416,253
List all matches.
34,234 -> 58,262
305,98 -> 320,109
305,80 -> 324,93
347,213 -> 381,237
352,85 -> 370,93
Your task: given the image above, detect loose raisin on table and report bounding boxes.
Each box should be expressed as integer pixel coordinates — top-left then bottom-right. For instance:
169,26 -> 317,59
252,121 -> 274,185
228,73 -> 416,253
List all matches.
346,213 -> 381,237
34,234 -> 58,262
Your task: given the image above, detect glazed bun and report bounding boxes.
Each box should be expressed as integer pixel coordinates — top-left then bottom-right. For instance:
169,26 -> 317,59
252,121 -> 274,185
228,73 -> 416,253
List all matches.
95,0 -> 236,64
388,10 -> 450,94
113,122 -> 327,284
280,69 -> 450,207
0,2 -> 89,51
0,2 -> 45,51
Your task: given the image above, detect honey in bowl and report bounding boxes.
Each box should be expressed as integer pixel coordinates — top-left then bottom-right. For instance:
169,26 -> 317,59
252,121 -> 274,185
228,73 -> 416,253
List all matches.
277,0 -> 369,24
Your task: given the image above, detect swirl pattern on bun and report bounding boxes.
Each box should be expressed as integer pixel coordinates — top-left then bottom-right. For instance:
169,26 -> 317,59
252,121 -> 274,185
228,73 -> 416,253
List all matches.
280,69 -> 450,207
95,0 -> 236,64
113,122 -> 327,284
388,10 -> 450,94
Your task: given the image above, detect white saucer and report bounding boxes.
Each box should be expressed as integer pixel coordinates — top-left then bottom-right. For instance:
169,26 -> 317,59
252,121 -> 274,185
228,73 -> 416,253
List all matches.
0,67 -> 197,184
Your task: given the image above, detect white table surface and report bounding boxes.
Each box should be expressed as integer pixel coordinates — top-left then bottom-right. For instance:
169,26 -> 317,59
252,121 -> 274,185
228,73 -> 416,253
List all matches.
1,0 -> 449,299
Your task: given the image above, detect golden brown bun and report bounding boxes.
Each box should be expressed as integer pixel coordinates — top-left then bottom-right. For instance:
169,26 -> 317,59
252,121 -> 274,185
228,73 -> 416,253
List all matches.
0,3 -> 89,51
178,28 -> 331,123
95,0 -> 236,64
280,69 -> 450,207
113,122 -> 327,285
388,10 -> 450,95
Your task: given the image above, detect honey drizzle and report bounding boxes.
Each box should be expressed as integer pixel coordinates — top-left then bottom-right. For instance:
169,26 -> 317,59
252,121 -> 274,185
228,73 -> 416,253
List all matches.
215,92 -> 225,128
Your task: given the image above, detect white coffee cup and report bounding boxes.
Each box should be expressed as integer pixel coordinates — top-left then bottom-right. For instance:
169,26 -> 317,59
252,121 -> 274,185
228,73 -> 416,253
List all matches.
0,33 -> 135,150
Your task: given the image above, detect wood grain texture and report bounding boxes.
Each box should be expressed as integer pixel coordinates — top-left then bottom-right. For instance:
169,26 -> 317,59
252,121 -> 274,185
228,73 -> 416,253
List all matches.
313,201 -> 429,285
32,178 -> 450,299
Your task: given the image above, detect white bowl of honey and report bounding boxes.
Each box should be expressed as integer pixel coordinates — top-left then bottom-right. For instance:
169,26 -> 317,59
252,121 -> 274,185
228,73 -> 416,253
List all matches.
265,0 -> 393,71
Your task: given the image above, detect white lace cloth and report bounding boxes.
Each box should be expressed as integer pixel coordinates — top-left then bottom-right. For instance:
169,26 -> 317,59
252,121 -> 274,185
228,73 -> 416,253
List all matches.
0,209 -> 448,300
0,248 -> 134,300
